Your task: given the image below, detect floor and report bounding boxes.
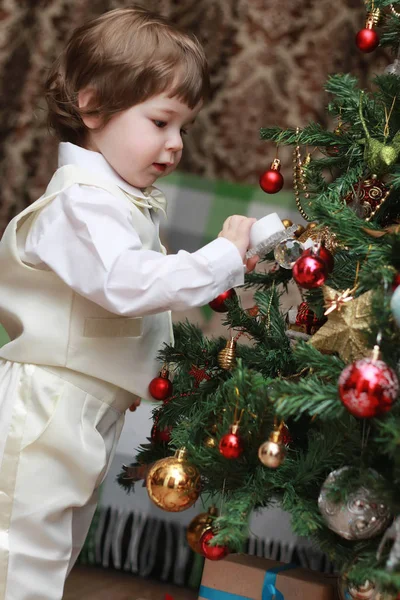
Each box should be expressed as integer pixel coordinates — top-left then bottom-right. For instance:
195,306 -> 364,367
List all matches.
63,566 -> 198,600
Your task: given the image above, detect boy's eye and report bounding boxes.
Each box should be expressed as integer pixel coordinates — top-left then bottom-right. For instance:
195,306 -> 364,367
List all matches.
180,128 -> 188,136
153,120 -> 167,128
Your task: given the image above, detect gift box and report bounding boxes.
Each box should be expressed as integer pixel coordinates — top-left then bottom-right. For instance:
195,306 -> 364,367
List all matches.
198,554 -> 337,600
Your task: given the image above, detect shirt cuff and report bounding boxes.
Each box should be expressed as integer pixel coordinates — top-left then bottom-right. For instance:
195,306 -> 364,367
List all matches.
195,237 -> 245,290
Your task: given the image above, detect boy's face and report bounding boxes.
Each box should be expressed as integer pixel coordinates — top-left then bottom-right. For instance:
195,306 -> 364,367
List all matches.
84,92 -> 202,189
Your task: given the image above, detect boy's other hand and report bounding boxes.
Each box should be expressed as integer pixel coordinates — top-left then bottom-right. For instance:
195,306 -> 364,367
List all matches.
128,395 -> 141,412
219,216 -> 259,272
245,254 -> 259,272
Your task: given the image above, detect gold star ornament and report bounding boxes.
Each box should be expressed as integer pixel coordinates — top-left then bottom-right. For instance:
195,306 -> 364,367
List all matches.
309,286 -> 373,363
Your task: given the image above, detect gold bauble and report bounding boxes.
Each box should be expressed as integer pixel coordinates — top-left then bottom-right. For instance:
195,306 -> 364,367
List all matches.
204,435 -> 217,449
218,338 -> 237,371
258,429 -> 286,468
282,219 -> 307,238
146,448 -> 201,512
293,224 -> 306,237
305,221 -> 318,231
186,506 -> 218,554
297,224 -> 316,244
210,423 -> 218,434
204,421 -> 218,447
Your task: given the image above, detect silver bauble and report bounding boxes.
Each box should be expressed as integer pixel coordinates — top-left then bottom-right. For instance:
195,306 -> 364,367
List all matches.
377,516 -> 400,572
318,467 -> 391,540
337,577 -> 395,600
385,59 -> 400,76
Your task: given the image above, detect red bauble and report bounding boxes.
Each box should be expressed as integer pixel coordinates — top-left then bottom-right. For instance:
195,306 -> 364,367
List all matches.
356,27 -> 379,53
338,358 -> 399,418
200,530 -> 229,561
208,288 -> 237,313
219,427 -> 243,459
295,301 -> 326,335
280,423 -> 292,447
148,370 -> 173,401
344,177 -> 389,220
151,423 -> 172,444
259,159 -> 284,194
393,273 -> 400,292
292,254 -> 328,289
326,145 -> 339,157
303,246 -> 334,273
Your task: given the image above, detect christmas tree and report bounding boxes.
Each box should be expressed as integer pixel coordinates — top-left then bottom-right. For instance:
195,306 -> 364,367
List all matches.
119,2 -> 400,596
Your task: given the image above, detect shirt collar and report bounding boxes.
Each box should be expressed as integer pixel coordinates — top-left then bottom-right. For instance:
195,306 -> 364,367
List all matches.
58,142 -> 156,201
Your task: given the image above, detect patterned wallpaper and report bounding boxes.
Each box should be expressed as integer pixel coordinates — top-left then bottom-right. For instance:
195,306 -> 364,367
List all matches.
0,0 -> 390,228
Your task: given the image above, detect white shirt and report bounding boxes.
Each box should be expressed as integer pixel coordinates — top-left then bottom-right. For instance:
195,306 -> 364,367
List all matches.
23,143 -> 245,317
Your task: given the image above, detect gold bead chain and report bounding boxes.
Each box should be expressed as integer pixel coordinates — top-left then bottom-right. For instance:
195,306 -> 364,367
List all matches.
293,128 -> 312,222
390,4 -> 400,18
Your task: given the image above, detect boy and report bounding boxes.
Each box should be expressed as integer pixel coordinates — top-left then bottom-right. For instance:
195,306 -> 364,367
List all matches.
0,6 -> 258,599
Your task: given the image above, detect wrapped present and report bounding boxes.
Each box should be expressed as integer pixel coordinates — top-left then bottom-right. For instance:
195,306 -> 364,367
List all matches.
198,554 -> 337,600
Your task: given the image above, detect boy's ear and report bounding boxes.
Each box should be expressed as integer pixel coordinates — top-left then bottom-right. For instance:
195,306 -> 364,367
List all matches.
78,88 -> 102,130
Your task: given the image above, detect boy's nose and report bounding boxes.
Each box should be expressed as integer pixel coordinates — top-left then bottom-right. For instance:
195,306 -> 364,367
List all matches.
166,132 -> 183,152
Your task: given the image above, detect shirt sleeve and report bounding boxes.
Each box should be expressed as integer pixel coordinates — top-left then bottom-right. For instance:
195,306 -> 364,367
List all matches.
23,184 -> 245,317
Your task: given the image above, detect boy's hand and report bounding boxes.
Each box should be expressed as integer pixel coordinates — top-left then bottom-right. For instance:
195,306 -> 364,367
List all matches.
245,254 -> 259,272
219,215 -> 259,272
128,395 -> 141,412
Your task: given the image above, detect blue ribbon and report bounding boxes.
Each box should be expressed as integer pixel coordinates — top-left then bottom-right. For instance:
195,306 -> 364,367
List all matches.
199,588 -> 252,600
199,562 -> 296,600
262,563 -> 296,600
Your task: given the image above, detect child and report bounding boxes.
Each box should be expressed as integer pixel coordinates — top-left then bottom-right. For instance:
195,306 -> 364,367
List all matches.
0,6 -> 258,599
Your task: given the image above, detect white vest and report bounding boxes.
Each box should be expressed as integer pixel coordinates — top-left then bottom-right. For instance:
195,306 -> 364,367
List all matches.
0,165 -> 173,400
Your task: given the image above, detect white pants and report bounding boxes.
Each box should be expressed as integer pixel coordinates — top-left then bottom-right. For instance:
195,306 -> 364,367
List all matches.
0,360 -> 133,600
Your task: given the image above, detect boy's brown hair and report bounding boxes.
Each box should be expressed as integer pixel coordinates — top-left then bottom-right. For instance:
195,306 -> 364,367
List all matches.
45,5 -> 210,146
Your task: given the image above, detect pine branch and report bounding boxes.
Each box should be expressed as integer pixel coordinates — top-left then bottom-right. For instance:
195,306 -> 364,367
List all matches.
244,265 -> 293,289
271,377 -> 345,421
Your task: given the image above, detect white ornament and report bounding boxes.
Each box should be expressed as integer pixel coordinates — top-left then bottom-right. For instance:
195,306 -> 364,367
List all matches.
246,213 -> 297,259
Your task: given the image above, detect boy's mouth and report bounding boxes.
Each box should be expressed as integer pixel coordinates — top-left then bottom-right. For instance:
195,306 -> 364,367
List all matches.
152,163 -> 168,172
